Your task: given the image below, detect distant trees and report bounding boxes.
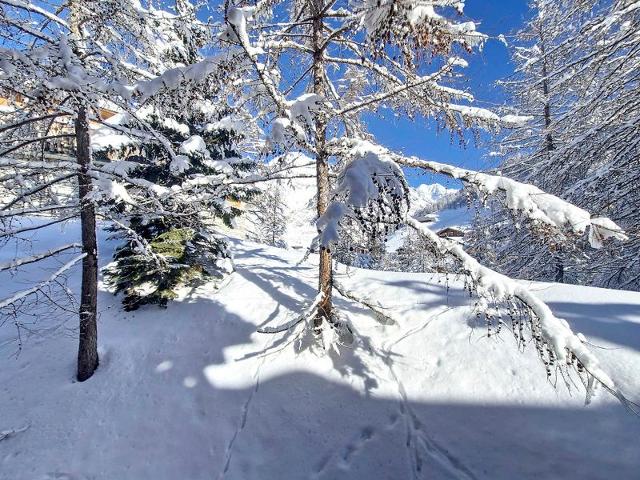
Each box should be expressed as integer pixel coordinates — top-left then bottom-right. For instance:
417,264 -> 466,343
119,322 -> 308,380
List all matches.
471,0 -> 640,290
248,184 -> 288,248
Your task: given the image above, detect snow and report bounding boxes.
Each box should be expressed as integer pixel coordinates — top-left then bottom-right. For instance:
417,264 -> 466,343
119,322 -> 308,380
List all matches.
1,220 -> 639,479
222,6 -> 263,58
205,116 -> 245,135
259,153 -> 317,249
288,93 -> 323,131
270,117 -> 292,145
163,118 -> 190,136
91,117 -> 136,152
318,144 -> 407,246
358,0 -> 486,48
387,200 -> 472,253
91,176 -> 134,205
429,206 -> 472,231
179,135 -> 208,157
170,155 -> 191,174
270,94 -> 324,145
410,183 -> 459,215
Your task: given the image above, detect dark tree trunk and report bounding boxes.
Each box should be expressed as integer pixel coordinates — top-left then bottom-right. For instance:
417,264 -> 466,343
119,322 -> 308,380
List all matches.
75,106 -> 99,382
554,257 -> 565,283
312,2 -> 332,329
539,30 -> 563,283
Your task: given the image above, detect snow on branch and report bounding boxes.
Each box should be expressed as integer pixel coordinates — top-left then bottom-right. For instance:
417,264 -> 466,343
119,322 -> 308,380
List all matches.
317,140 -> 409,246
0,244 -> 81,272
406,216 -> 635,409
221,5 -> 317,151
337,139 -> 627,248
357,0 -> 486,50
258,292 -> 325,334
0,0 -> 69,30
133,56 -> 227,101
0,253 -> 85,310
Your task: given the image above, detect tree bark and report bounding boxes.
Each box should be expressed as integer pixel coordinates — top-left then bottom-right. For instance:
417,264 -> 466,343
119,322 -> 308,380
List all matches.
539,27 -> 563,283
75,106 -> 99,382
312,2 -> 332,329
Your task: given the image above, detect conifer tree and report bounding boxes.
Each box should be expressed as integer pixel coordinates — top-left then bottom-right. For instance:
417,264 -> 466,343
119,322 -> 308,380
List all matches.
102,109 -> 256,310
470,0 -> 640,291
248,183 -> 288,247
0,0 -> 229,378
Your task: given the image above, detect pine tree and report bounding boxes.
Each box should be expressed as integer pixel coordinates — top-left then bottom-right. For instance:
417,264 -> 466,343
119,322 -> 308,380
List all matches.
101,109 -> 256,310
0,0 -> 224,379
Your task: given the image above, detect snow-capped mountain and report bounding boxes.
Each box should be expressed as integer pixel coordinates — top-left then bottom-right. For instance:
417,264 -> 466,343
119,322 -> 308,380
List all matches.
409,183 -> 460,216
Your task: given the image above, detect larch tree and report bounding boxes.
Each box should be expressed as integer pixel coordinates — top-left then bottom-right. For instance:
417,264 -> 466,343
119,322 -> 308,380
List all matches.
220,0 -> 633,407
471,0 -> 640,290
248,182 -> 288,247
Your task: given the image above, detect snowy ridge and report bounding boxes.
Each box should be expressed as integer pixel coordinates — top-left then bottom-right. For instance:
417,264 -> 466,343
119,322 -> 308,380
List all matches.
409,183 -> 459,216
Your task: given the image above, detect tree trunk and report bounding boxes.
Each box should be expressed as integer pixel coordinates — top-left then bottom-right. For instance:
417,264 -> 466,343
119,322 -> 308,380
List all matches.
554,255 -> 565,283
540,28 -> 563,283
312,3 -> 332,329
539,27 -> 556,161
75,106 -> 99,382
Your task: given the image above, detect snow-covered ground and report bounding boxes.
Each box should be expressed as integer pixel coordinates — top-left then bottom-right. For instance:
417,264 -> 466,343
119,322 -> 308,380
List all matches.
1,221 -> 639,480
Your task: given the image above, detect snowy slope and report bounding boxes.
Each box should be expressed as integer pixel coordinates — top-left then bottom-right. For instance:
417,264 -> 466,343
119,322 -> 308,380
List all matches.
1,223 -> 640,480
275,153 -> 317,249
388,183 -> 470,252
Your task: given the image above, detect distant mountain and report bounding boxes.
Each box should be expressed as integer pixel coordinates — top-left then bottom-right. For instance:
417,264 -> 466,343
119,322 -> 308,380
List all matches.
409,183 -> 459,216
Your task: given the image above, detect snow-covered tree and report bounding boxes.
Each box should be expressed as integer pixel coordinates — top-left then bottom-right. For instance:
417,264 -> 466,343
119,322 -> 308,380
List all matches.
221,0 -> 632,407
471,0 -> 640,290
0,0 -> 229,379
101,108 -> 256,310
248,183 -> 288,247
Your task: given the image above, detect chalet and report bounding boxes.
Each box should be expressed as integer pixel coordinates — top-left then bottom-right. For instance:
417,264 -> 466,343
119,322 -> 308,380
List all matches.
0,92 -> 118,155
437,227 -> 465,239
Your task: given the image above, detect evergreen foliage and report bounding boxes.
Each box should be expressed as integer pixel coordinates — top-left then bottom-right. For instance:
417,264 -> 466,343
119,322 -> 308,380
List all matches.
103,112 -> 255,310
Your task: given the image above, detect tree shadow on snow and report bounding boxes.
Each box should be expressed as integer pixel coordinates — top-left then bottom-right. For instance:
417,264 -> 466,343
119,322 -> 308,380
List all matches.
545,301 -> 640,353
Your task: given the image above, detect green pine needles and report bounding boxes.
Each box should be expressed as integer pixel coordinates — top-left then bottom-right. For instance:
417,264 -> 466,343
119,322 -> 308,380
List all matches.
100,110 -> 256,310
105,219 -> 231,311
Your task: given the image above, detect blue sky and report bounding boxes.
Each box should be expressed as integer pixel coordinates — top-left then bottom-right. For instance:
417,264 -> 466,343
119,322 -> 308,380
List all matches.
366,1 -> 532,188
